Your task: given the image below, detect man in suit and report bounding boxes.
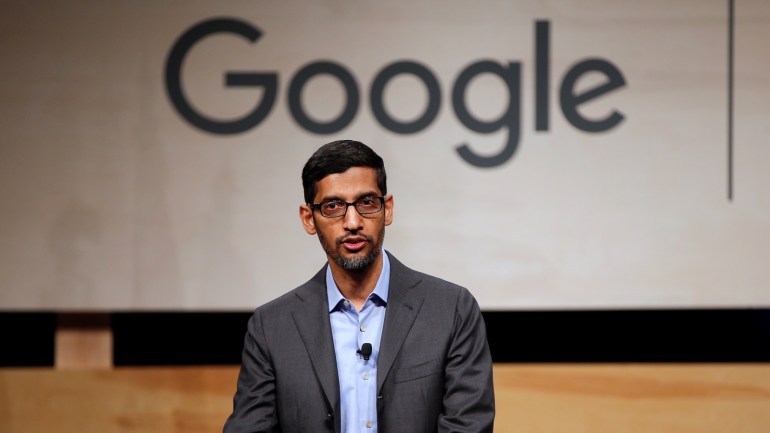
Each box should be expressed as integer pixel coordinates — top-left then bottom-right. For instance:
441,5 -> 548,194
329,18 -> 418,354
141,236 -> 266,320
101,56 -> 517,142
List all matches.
224,140 -> 494,433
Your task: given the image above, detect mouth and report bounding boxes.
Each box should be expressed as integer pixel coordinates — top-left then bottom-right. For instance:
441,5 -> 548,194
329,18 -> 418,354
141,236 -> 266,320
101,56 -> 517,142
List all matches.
340,236 -> 368,252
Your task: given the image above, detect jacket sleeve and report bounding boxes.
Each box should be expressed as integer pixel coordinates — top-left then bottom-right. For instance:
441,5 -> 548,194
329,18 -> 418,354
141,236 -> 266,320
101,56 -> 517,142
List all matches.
223,309 -> 281,433
438,289 -> 495,433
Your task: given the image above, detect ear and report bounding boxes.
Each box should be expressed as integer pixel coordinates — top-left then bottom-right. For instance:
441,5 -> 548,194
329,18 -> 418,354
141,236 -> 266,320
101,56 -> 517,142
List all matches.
299,204 -> 317,235
384,194 -> 394,226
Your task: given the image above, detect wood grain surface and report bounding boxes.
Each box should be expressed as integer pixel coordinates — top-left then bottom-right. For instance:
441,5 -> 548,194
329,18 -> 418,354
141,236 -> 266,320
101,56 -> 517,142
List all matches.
1,364 -> 768,433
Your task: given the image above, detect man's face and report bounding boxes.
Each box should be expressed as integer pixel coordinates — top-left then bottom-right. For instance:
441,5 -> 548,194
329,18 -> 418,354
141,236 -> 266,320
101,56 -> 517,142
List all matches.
299,166 -> 393,272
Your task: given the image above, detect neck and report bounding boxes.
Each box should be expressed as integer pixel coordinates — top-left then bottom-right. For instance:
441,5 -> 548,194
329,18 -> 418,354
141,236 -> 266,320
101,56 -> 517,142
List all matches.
328,251 -> 384,311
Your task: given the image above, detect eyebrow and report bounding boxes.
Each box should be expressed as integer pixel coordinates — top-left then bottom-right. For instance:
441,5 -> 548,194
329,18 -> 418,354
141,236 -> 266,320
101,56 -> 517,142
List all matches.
316,191 -> 381,203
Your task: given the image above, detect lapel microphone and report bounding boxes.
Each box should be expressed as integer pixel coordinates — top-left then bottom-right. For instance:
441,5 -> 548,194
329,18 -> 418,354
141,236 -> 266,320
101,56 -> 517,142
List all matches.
357,343 -> 372,361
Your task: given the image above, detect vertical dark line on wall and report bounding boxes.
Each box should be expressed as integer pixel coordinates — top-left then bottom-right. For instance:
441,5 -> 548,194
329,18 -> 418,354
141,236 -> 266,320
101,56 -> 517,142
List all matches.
535,20 -> 550,131
727,0 -> 734,201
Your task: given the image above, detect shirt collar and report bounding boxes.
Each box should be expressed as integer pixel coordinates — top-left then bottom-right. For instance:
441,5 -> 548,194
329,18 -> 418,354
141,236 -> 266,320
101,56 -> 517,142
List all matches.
326,250 -> 391,312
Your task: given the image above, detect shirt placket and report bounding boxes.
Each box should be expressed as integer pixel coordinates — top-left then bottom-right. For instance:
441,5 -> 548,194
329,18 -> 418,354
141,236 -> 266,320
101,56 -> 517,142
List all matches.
357,300 -> 375,432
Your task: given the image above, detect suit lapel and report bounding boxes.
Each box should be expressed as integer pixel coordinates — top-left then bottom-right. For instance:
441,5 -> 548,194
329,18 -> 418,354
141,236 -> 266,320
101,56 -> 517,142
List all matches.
291,268 -> 340,413
377,253 -> 425,392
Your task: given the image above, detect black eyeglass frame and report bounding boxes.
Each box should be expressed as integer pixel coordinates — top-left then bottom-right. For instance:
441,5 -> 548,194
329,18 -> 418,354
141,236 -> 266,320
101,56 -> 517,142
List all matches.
309,196 -> 387,218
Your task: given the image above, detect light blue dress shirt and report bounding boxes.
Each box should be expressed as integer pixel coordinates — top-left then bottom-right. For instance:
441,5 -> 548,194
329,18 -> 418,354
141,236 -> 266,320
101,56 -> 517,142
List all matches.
326,252 -> 390,433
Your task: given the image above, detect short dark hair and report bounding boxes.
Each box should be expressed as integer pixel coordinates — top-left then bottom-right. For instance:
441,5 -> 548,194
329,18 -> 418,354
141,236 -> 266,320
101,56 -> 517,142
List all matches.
302,140 -> 387,204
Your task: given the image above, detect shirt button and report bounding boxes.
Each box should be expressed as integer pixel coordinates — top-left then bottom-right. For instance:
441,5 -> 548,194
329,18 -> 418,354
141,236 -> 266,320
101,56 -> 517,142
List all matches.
365,420 -> 372,429
343,300 -> 350,308
360,324 -> 366,332
363,372 -> 369,381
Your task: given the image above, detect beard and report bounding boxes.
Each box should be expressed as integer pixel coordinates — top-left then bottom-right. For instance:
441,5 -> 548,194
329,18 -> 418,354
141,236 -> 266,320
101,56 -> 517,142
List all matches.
317,225 -> 385,272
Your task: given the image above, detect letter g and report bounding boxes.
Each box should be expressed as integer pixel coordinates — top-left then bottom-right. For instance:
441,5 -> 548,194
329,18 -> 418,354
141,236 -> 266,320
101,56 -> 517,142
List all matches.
165,18 -> 277,134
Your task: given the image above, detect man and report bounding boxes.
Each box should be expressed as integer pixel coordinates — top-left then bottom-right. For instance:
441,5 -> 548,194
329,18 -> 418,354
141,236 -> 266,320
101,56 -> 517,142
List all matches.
224,140 -> 494,433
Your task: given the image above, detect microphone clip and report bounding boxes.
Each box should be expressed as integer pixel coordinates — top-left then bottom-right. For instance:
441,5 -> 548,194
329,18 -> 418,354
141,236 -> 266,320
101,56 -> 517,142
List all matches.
357,343 -> 373,361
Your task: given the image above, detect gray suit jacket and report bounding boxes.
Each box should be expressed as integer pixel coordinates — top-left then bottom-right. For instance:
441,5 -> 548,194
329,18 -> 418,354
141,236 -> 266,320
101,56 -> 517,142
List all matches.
224,252 -> 494,433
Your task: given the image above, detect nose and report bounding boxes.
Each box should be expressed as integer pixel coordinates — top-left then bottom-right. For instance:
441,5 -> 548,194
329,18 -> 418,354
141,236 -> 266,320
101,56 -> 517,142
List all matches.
342,203 -> 364,231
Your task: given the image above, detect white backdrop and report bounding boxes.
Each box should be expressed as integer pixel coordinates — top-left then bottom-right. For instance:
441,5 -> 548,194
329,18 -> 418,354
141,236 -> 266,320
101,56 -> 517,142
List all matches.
1,0 -> 768,310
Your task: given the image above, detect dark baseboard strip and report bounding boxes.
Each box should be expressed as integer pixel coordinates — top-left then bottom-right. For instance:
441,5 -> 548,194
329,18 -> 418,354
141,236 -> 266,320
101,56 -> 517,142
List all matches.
2,309 -> 769,367
483,309 -> 770,363
112,309 -> 770,365
0,312 -> 56,367
112,312 -> 250,366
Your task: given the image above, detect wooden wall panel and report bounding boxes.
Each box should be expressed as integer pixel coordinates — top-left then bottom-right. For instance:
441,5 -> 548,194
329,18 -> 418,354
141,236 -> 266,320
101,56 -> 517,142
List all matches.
0,367 -> 237,433
55,314 -> 112,369
0,365 -> 768,433
492,364 -> 770,433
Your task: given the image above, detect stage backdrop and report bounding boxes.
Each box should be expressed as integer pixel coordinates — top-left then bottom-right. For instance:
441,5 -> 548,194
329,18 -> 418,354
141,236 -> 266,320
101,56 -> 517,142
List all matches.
1,0 -> 768,310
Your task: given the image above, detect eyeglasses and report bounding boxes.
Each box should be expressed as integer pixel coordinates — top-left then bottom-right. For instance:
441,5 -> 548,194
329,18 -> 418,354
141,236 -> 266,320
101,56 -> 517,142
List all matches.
309,196 -> 386,218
